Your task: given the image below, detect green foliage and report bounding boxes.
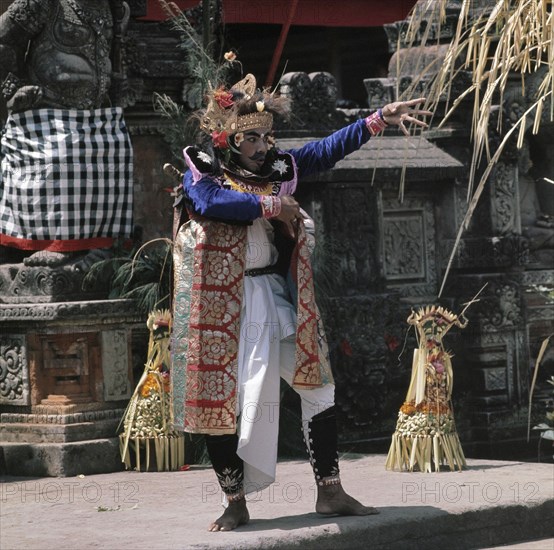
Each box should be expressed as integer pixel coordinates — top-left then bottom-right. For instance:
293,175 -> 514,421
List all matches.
159,0 -> 230,110
83,240 -> 173,314
153,92 -> 194,165
154,1 -> 239,160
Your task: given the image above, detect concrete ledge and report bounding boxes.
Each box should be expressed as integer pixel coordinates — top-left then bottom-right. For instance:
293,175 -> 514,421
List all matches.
0,455 -> 552,549
0,438 -> 122,477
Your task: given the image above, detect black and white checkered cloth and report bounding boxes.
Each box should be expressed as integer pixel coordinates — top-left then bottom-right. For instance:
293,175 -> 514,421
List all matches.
0,107 -> 133,243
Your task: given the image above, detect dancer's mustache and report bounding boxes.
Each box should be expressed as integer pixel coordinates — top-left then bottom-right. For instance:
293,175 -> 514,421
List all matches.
249,152 -> 266,162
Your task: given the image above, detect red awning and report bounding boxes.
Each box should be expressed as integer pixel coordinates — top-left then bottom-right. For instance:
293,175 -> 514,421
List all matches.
144,0 -> 416,27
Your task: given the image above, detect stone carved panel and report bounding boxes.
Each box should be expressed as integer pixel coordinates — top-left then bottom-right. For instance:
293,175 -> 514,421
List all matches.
518,270 -> 554,287
383,212 -> 425,279
480,367 -> 508,391
479,280 -> 523,331
454,275 -> 523,330
491,161 -> 520,235
0,335 -> 29,405
468,331 -> 515,405
363,78 -> 394,109
0,264 -> 98,304
454,183 -> 492,237
451,271 -> 532,415
0,299 -> 141,321
325,294 -> 402,428
101,330 -> 132,401
278,72 -> 347,131
40,334 -> 93,399
42,337 -> 88,373
323,184 -> 380,293
466,320 -> 529,408
384,15 -> 459,53
381,196 -> 437,296
440,235 -> 528,269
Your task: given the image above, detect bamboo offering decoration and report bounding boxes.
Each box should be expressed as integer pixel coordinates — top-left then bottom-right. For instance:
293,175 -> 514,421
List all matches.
386,306 -> 468,473
119,310 -> 185,472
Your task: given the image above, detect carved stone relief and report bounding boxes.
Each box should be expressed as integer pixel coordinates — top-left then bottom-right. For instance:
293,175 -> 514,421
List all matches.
490,161 -> 521,235
278,72 -> 347,131
478,367 -> 508,392
468,330 -> 516,406
0,335 -> 29,405
101,330 -> 132,401
40,333 -> 92,400
445,269 -> 534,418
326,294 -> 402,428
477,280 -> 523,331
440,235 -> 528,269
363,77 -> 394,110
0,263 -> 101,304
322,184 -> 380,292
381,195 -> 437,296
0,299 -> 141,321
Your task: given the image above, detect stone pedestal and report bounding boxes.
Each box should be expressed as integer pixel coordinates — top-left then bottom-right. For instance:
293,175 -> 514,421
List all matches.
0,261 -> 104,303
0,299 -> 144,476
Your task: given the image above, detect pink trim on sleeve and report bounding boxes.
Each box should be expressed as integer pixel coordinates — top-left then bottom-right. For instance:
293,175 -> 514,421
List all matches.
277,153 -> 298,196
183,148 -> 205,185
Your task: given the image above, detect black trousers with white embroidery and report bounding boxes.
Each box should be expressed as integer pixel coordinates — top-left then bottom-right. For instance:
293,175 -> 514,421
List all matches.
204,433 -> 244,497
305,406 -> 340,485
205,406 -> 340,496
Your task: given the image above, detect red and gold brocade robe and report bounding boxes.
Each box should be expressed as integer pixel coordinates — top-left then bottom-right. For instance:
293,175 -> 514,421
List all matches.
171,119 -> 372,434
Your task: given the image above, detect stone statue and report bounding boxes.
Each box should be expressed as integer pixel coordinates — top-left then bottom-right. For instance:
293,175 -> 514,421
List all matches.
0,0 -> 133,269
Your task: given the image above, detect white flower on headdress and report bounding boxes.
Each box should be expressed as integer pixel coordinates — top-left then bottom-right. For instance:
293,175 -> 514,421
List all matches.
224,51 -> 237,62
271,159 -> 288,175
197,151 -> 213,164
256,101 -> 265,112
234,132 -> 244,147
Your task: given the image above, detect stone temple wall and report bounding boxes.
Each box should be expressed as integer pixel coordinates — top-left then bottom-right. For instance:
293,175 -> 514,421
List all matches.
2,1 -> 552,473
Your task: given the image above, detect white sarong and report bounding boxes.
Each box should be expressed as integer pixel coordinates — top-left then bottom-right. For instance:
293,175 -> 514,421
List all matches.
236,219 -> 334,496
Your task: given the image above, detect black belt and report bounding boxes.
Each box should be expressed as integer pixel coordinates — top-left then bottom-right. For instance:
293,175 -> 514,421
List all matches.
244,266 -> 279,277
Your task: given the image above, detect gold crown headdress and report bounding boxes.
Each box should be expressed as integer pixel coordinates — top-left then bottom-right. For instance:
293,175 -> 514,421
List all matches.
200,74 -> 274,145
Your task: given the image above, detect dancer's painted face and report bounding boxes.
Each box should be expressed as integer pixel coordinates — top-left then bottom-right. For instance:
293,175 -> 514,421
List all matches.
235,127 -> 272,173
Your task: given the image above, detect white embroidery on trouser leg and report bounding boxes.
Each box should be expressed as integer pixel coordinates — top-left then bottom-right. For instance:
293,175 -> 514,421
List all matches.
279,336 -> 338,483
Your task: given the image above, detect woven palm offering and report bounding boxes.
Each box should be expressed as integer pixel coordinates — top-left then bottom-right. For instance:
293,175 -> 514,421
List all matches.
119,310 -> 185,472
386,306 -> 468,472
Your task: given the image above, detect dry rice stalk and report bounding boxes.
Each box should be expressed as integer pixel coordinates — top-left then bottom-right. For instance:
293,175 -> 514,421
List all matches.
527,335 -> 552,441
438,91 -> 551,297
401,1 -> 552,291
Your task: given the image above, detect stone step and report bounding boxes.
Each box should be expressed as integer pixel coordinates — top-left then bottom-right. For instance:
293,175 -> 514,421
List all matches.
0,418 -> 121,443
1,408 -> 126,425
0,455 -> 552,549
0,437 -> 122,477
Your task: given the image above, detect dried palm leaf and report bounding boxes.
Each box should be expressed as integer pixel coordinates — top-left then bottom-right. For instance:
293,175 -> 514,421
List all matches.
403,1 -> 552,294
438,91 -> 551,296
527,335 -> 552,441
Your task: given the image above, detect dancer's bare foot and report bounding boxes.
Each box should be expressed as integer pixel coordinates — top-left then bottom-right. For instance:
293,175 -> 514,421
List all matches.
208,498 -> 250,532
316,482 -> 379,516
